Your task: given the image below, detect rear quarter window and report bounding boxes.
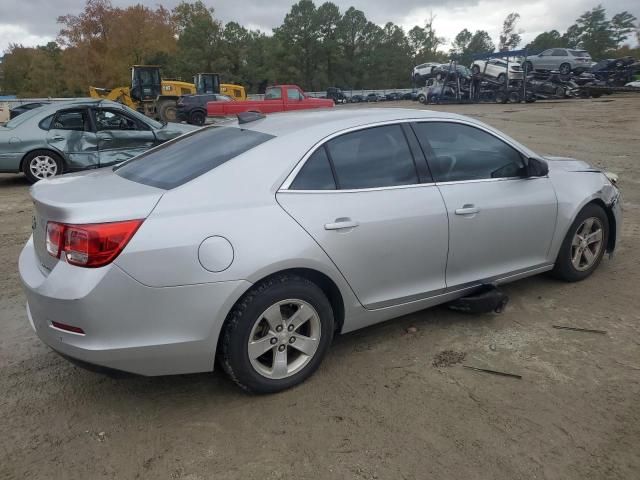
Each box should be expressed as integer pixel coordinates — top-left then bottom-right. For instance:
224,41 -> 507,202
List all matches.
115,126 -> 274,189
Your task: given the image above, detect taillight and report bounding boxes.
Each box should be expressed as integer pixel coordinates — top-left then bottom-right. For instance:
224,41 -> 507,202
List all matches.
46,220 -> 143,268
46,222 -> 64,257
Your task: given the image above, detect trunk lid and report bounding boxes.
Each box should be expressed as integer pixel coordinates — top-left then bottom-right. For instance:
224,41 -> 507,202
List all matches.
30,168 -> 164,272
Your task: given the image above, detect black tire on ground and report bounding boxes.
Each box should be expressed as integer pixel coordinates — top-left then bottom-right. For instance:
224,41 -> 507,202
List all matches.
417,94 -> 427,104
157,100 -> 177,123
508,91 -> 521,103
495,91 -> 508,104
219,274 -> 335,394
22,150 -> 63,184
555,87 -> 565,98
552,203 -> 609,282
189,110 -> 206,126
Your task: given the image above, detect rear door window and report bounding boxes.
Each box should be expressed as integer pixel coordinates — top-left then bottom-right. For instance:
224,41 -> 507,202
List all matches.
51,109 -> 89,131
115,126 -> 274,189
552,49 -> 567,56
325,125 -> 419,189
290,147 -> 336,190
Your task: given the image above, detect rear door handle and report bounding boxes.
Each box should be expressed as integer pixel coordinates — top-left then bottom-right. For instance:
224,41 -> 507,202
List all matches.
455,204 -> 479,215
98,136 -> 112,141
324,218 -> 359,230
50,136 -> 65,141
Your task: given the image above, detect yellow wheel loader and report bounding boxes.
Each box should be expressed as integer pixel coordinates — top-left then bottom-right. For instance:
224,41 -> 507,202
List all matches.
89,66 -> 246,122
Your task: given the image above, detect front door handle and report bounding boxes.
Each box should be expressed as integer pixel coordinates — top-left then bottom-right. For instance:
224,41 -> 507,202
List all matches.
324,218 -> 359,230
50,136 -> 65,141
455,204 -> 479,215
98,136 -> 112,142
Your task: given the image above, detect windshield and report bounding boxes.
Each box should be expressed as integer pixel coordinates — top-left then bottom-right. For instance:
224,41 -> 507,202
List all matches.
118,104 -> 163,129
115,126 -> 274,189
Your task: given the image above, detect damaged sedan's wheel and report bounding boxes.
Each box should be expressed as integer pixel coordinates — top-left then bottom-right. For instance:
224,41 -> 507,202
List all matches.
23,150 -> 63,183
552,203 -> 609,282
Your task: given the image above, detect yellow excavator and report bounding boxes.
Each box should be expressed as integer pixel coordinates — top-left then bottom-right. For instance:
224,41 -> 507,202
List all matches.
89,65 -> 246,122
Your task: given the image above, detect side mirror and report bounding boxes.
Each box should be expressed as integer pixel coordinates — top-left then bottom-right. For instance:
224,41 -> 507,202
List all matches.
526,157 -> 549,177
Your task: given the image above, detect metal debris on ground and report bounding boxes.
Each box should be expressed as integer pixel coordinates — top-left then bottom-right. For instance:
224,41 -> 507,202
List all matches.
405,325 -> 418,334
552,325 -> 607,334
462,365 -> 522,379
448,285 -> 509,314
433,350 -> 466,367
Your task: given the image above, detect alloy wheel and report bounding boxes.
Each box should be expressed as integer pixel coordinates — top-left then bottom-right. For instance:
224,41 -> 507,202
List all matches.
248,299 -> 322,380
29,155 -> 58,179
571,217 -> 604,271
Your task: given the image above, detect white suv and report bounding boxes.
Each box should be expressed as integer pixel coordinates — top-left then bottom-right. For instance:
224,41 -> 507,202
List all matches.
471,59 -> 524,81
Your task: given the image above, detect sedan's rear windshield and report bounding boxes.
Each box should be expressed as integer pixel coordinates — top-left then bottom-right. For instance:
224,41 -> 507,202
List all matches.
115,126 -> 274,189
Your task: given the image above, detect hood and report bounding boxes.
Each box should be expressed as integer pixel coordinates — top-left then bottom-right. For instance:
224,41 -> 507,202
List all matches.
543,156 -> 598,172
160,122 -> 199,134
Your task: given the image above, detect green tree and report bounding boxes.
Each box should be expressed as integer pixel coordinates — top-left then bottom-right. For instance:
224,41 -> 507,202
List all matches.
408,14 -> 445,63
565,5 -> 616,58
316,2 -> 341,87
610,11 -> 637,46
451,28 -> 472,55
273,0 -> 321,89
172,1 -> 223,79
336,7 -> 369,88
526,30 -> 565,52
499,12 -> 521,51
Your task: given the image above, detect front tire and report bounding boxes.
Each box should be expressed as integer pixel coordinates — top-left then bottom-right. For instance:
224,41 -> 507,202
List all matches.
552,204 -> 609,282
22,150 -> 63,183
157,100 -> 177,123
219,274 -> 334,393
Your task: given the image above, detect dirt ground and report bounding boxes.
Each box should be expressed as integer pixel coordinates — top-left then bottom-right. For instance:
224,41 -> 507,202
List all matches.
1,97 -> 639,480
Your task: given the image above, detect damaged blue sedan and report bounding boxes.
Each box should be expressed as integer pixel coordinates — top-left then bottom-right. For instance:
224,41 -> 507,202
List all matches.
0,99 -> 197,183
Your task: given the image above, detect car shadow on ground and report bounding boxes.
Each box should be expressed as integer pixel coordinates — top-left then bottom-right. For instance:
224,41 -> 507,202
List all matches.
36,273 -> 561,407
0,174 -> 30,187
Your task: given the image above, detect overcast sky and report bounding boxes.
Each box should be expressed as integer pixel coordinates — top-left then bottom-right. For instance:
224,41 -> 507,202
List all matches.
0,0 -> 638,54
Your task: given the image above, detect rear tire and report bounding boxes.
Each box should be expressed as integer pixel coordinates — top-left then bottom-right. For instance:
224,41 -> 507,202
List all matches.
559,63 -> 571,75
219,274 -> 334,394
189,110 -> 206,126
497,73 -> 506,83
22,150 -> 63,183
495,91 -> 508,104
417,94 -> 427,104
508,91 -> 521,103
552,204 -> 609,282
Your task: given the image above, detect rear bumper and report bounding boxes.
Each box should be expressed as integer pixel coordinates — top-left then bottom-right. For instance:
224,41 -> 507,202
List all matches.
19,236 -> 250,376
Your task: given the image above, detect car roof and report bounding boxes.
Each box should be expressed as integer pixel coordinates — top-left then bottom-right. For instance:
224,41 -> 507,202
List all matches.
234,108 -> 473,138
36,99 -> 124,113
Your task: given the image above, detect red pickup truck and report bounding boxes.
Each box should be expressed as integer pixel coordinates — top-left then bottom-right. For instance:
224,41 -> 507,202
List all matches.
206,85 -> 334,117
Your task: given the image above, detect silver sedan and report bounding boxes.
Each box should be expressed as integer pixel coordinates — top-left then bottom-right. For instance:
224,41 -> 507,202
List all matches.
19,109 -> 622,393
